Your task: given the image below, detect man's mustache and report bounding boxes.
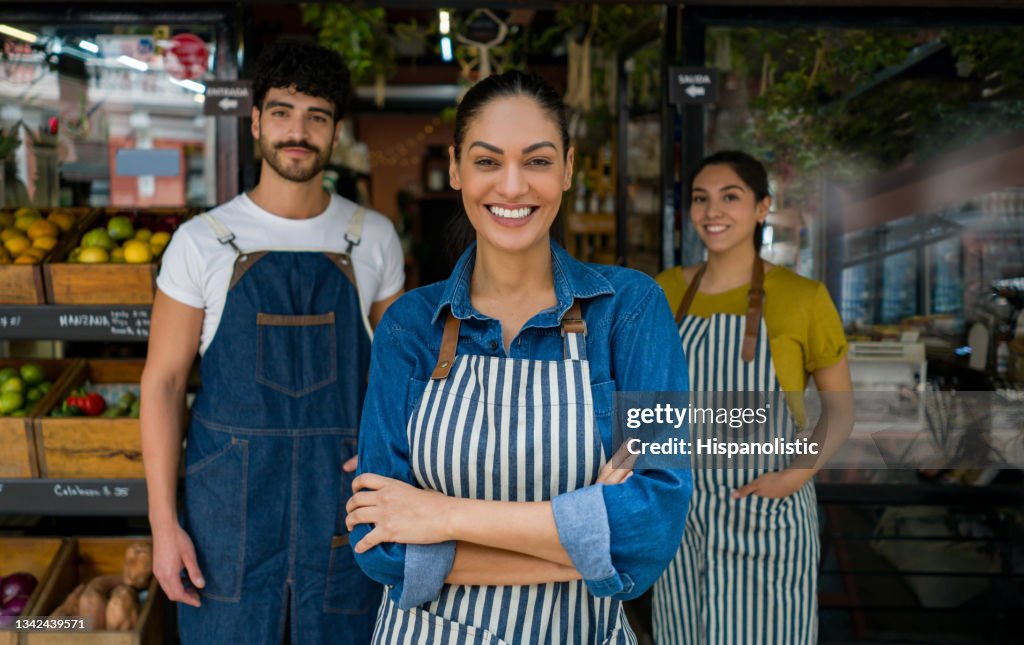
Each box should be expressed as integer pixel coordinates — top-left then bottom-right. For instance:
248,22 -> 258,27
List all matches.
275,140 -> 320,153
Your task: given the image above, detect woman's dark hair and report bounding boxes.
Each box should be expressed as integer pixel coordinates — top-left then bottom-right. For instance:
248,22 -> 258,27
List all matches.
445,71 -> 570,264
252,39 -> 350,123
453,71 -> 569,161
690,150 -> 771,250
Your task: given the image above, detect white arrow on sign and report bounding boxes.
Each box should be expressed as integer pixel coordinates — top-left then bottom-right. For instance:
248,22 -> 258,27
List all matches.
685,85 -> 706,98
218,97 -> 239,111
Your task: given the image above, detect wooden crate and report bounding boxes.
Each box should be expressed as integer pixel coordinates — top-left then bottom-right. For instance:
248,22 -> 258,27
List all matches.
43,209 -> 192,305
26,538 -> 162,645
0,538 -> 73,645
0,209 -> 96,305
34,361 -> 144,479
0,359 -> 83,478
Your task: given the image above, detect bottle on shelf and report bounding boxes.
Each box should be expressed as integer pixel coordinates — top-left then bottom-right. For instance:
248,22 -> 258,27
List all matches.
996,336 -> 1010,378
574,172 -> 587,214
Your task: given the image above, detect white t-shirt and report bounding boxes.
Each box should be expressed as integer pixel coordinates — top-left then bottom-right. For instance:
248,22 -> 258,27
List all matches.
157,193 -> 404,355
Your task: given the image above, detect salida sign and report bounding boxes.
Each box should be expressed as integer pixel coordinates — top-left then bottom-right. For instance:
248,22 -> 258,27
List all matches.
165,33 -> 209,81
668,67 -> 719,105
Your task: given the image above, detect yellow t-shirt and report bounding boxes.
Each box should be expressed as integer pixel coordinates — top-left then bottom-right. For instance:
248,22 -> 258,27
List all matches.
657,265 -> 848,424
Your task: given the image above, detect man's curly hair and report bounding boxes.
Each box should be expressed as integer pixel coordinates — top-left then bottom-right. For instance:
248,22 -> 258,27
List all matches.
252,39 -> 350,122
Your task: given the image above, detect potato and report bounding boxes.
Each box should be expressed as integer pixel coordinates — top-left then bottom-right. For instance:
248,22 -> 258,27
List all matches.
105,585 -> 140,630
122,542 -> 153,589
78,586 -> 107,629
49,583 -> 85,617
78,575 -> 123,629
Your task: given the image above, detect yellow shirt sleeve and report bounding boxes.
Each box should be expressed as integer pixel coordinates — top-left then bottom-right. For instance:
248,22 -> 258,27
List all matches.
804,282 -> 849,373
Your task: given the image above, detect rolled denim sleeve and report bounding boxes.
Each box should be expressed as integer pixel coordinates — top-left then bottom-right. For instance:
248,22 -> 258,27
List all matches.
552,282 -> 692,600
351,305 -> 454,608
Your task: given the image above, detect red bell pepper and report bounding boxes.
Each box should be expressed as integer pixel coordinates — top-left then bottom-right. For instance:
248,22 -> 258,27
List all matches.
65,392 -> 106,416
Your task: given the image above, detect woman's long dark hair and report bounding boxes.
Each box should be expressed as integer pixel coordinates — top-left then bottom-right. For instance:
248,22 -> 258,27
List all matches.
690,150 -> 771,251
444,71 -> 570,266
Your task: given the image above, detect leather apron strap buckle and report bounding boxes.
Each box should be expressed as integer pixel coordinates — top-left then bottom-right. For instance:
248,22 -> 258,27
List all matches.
431,312 -> 462,380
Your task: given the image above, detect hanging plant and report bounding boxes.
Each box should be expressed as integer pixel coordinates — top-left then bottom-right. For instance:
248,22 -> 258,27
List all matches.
0,124 -> 21,160
301,4 -> 401,106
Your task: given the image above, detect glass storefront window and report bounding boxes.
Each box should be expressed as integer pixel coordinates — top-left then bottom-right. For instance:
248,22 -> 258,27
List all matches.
703,25 -> 1024,335
1,23 -> 217,208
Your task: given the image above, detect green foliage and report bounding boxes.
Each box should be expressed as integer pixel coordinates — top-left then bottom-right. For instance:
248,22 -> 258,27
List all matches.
301,4 -> 395,85
709,26 -> 1024,202
0,125 -> 21,160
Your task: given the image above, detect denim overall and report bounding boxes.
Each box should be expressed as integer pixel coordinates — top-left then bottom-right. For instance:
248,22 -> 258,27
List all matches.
178,209 -> 382,644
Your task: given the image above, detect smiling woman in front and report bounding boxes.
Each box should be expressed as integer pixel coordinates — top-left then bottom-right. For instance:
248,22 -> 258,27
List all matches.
344,71 -> 692,644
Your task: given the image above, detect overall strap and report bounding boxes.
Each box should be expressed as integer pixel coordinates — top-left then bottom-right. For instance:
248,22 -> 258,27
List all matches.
673,259 -> 765,363
431,313 -> 462,380
341,206 -> 367,261
201,214 -> 243,256
561,300 -> 587,361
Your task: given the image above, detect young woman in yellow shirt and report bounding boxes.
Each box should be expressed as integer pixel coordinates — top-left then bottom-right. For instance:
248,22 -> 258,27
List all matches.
651,150 -> 854,644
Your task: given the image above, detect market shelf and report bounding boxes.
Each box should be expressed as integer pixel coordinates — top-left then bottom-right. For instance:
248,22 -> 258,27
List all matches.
0,479 -> 148,516
0,305 -> 151,341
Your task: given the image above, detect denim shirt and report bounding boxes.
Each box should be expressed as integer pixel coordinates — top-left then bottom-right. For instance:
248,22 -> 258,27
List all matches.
353,241 -> 692,609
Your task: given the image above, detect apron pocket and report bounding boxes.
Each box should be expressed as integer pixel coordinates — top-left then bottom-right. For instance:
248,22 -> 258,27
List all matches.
184,437 -> 248,603
256,312 -> 337,397
324,534 -> 378,614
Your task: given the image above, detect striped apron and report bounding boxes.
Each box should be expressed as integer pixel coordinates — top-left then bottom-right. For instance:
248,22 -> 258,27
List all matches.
372,302 -> 637,645
652,260 -> 819,645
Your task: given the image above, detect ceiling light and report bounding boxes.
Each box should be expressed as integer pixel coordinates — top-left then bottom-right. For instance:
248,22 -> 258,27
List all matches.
169,77 -> 206,93
439,10 -> 451,35
78,40 -> 99,54
117,55 -> 148,72
0,24 -> 39,43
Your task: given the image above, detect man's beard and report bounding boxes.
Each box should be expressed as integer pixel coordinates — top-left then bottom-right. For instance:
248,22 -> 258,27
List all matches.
260,137 -> 331,183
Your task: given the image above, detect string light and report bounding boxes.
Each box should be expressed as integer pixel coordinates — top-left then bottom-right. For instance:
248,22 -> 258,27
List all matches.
367,119 -> 448,170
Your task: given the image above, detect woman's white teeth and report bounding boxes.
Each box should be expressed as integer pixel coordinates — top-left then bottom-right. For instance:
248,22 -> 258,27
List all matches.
489,206 -> 532,219
706,224 -> 728,233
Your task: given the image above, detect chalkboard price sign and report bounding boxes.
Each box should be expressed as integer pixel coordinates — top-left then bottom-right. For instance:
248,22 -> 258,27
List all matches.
0,479 -> 148,516
0,306 -> 151,341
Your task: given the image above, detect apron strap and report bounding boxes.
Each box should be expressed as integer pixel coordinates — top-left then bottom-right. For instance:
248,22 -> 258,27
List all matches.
342,206 -> 367,260
674,264 -> 707,324
673,259 -> 765,363
201,213 -> 244,256
561,300 -> 587,361
431,299 -> 588,379
431,312 -> 462,380
742,257 -> 765,363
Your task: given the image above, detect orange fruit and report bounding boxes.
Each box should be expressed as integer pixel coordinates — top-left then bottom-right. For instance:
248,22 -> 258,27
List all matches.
46,211 -> 75,233
4,236 -> 30,256
14,214 -> 40,232
27,220 -> 59,240
123,239 -> 153,264
14,254 -> 37,264
33,235 -> 58,251
78,247 -> 109,264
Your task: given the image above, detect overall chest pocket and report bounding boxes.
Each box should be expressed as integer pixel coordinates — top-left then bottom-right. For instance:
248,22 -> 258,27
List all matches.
256,312 -> 337,397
